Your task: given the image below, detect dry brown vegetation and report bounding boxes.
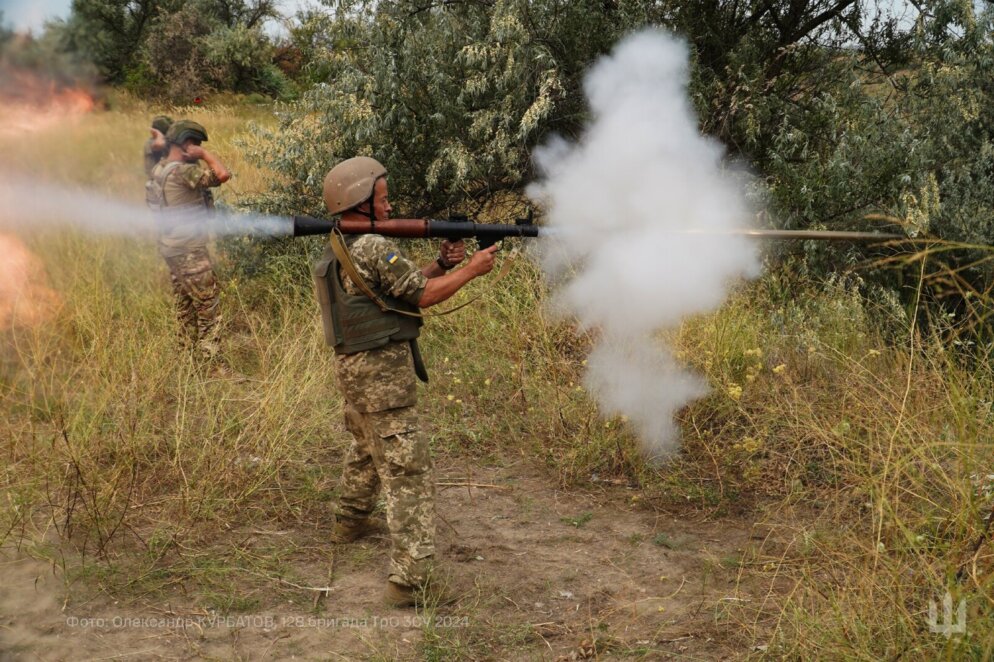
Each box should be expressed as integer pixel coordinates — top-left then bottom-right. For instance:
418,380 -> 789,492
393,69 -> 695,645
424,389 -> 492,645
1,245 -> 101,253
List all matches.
1,96 -> 993,659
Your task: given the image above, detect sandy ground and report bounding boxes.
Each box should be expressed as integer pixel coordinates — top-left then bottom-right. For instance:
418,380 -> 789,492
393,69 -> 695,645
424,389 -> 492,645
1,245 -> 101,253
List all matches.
0,461 -> 771,661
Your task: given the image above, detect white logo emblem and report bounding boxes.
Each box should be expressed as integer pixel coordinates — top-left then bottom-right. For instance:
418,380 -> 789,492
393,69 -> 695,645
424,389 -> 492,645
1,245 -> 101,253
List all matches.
928,591 -> 966,637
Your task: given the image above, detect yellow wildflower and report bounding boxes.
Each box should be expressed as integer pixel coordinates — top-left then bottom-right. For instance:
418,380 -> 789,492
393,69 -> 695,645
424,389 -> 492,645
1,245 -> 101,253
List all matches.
772,364 -> 786,375
740,436 -> 762,453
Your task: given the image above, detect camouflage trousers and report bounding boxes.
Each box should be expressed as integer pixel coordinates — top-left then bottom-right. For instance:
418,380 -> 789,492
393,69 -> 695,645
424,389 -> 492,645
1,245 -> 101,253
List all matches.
162,248 -> 221,360
337,403 -> 436,588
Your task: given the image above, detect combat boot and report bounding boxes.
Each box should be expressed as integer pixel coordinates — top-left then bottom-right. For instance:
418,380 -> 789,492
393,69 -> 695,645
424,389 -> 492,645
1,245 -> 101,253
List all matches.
383,580 -> 457,608
330,517 -> 379,544
384,581 -> 418,608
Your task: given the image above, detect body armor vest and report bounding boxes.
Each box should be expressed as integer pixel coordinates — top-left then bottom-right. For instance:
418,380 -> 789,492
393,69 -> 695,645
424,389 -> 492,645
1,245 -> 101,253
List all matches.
146,161 -> 213,210
312,243 -> 422,355
146,160 -> 215,256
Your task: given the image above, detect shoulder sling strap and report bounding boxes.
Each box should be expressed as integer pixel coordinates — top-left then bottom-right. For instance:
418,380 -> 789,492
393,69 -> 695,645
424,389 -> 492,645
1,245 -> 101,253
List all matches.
329,228 -> 507,319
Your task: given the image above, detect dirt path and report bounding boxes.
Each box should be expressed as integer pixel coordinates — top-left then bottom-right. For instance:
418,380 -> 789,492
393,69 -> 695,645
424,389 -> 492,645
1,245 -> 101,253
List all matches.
0,461 -> 770,660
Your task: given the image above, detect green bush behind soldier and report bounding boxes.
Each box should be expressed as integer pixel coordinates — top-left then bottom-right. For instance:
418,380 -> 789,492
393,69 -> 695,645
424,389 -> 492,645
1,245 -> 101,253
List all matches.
145,120 -> 231,363
313,157 -> 498,608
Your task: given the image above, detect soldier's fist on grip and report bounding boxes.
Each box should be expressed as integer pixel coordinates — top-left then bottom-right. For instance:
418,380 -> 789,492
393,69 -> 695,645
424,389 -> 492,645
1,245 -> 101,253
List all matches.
467,244 -> 498,276
439,239 -> 466,267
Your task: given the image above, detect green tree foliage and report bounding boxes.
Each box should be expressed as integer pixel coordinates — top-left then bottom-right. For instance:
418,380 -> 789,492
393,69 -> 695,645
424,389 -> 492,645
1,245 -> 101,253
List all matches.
247,1 -> 993,325
205,0 -> 276,29
142,1 -> 220,100
0,18 -> 96,91
59,0 -> 179,84
248,0 -> 647,217
276,9 -> 339,85
139,0 -> 285,100
56,0 -> 286,100
203,24 -> 288,96
248,0 -> 922,218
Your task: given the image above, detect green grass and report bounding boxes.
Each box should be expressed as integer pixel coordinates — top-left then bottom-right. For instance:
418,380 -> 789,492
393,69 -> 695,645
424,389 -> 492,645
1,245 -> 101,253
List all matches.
3,94 -> 994,659
560,511 -> 594,528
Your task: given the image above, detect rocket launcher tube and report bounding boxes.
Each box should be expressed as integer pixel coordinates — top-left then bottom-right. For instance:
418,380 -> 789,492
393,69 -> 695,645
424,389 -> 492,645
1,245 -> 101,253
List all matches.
291,215 -> 541,248
291,215 -> 906,244
290,216 -> 543,244
291,215 -> 337,237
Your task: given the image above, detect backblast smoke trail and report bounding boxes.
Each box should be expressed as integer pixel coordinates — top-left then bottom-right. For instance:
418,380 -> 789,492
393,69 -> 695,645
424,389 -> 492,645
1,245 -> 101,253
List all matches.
528,30 -> 762,460
0,176 -> 294,238
0,177 -> 296,324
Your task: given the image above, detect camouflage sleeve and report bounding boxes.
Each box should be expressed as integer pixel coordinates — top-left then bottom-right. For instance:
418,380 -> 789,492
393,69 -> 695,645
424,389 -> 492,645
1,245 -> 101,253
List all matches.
350,235 -> 428,306
143,140 -> 158,177
175,163 -> 223,189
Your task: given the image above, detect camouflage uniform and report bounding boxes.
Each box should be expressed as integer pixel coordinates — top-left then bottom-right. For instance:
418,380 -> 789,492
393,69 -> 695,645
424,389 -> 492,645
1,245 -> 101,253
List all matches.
333,235 -> 436,588
149,160 -> 223,359
143,138 -> 167,177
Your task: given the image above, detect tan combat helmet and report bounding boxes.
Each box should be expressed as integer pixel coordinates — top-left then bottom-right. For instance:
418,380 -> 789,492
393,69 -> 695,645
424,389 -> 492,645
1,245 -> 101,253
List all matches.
323,156 -> 386,215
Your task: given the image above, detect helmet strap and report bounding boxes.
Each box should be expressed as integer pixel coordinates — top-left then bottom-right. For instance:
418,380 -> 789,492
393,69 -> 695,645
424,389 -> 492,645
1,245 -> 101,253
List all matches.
355,196 -> 376,221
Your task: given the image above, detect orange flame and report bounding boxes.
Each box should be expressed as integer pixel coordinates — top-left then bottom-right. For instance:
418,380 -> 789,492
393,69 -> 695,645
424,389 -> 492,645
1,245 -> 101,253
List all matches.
0,65 -> 97,137
0,233 -> 62,328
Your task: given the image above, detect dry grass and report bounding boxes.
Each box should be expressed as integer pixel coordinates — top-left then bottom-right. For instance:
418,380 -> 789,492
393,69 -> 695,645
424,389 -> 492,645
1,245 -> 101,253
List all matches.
0,91 -> 276,204
658,275 -> 994,658
1,95 -> 993,658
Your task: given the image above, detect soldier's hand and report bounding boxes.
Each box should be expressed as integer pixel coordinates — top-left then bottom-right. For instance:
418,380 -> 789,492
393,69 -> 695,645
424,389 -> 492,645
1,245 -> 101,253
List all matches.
439,239 -> 466,267
183,144 -> 206,161
150,128 -> 166,150
467,244 -> 498,276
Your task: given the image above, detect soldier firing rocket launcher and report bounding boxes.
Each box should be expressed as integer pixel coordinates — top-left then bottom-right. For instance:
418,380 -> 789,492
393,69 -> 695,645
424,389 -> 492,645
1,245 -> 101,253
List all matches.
290,212 -> 541,249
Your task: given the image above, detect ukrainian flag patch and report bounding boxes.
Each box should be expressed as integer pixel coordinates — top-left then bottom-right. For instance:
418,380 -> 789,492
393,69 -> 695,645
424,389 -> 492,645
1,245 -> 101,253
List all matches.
387,252 -> 399,264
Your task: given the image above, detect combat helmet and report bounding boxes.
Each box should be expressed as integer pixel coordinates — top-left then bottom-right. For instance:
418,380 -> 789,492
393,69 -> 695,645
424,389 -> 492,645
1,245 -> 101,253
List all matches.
151,115 -> 173,134
166,120 -> 209,146
323,156 -> 386,215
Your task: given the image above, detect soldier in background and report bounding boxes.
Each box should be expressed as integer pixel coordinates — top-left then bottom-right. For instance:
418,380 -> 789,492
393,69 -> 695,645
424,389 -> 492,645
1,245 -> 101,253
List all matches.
145,120 -> 231,364
314,156 -> 497,607
143,115 -> 172,177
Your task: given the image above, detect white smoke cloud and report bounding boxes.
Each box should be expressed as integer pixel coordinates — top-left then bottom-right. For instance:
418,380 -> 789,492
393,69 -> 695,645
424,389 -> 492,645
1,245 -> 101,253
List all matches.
528,29 -> 762,460
0,177 -> 155,236
0,176 -> 293,238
